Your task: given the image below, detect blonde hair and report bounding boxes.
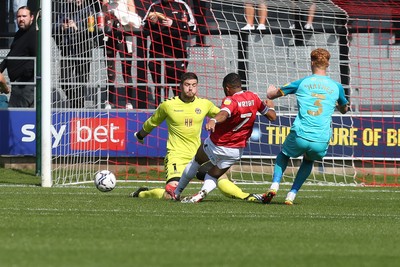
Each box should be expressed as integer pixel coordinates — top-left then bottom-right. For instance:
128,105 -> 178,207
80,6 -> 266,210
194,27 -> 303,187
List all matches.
311,48 -> 330,69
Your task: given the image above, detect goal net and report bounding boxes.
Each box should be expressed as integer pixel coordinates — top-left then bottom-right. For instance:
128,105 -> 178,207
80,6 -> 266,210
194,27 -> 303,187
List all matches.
46,0 -> 400,186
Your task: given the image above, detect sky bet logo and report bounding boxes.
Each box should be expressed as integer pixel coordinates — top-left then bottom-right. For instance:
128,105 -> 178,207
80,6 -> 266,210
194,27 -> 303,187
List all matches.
70,118 -> 126,151
20,118 -> 126,151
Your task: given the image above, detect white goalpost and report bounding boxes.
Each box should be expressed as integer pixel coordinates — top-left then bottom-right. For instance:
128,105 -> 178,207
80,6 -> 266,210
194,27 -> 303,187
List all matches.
41,0 -> 53,187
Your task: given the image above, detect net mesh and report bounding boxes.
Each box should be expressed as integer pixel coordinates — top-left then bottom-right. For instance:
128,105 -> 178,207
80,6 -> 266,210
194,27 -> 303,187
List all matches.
49,0 -> 400,186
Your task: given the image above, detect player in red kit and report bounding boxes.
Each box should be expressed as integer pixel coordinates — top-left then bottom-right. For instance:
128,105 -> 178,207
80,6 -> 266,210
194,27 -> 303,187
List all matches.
173,72 -> 277,203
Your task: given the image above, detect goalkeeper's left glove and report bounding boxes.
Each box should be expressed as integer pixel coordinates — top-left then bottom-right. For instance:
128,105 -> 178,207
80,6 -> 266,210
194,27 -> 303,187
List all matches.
134,132 -> 144,144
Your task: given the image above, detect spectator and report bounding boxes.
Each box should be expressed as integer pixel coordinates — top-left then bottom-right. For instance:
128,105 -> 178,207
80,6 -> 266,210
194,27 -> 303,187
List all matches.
0,6 -> 36,108
191,0 -> 211,46
131,72 -> 264,203
173,73 -> 277,203
100,0 -> 141,109
241,1 -> 268,30
289,0 -> 316,30
12,0 -> 28,32
142,0 -> 196,106
263,48 -> 350,205
390,19 -> 400,45
53,0 -> 100,108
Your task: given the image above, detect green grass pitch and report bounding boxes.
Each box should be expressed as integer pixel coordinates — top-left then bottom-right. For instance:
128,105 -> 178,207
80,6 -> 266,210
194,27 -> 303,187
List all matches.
0,168 -> 399,267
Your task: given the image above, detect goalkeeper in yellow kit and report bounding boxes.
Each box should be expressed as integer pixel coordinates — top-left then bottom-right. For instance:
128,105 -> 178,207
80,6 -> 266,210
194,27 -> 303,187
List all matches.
130,72 -> 263,202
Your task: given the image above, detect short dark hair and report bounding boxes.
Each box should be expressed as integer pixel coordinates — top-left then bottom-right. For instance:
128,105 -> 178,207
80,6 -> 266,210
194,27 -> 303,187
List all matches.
180,72 -> 198,84
222,73 -> 241,89
17,6 -> 33,16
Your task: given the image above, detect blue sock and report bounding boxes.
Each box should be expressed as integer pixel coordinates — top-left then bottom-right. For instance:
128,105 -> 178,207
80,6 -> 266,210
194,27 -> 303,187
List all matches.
272,152 -> 290,183
291,159 -> 314,193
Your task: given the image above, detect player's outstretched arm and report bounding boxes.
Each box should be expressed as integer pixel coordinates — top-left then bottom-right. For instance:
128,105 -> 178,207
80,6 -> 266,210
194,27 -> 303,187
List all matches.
134,129 -> 149,144
264,99 -> 277,121
267,84 -> 283,100
337,102 -> 350,114
206,111 -> 229,132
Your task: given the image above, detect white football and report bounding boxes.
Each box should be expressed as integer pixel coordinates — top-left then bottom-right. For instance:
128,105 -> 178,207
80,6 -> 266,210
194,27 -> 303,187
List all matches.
94,170 -> 116,192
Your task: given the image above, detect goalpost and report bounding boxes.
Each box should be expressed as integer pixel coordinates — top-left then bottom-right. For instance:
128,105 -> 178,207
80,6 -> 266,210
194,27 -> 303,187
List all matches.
41,0 -> 400,187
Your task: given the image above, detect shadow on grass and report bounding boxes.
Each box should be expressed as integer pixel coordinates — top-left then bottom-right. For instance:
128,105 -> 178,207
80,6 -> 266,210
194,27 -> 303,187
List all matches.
0,168 -> 41,186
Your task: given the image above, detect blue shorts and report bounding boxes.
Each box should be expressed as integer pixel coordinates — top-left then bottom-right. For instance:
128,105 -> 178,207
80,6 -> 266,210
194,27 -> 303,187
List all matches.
282,131 -> 328,161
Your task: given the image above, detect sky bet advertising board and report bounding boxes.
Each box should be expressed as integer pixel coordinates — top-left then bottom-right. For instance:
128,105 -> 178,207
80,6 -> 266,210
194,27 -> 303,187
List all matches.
0,110 -> 399,159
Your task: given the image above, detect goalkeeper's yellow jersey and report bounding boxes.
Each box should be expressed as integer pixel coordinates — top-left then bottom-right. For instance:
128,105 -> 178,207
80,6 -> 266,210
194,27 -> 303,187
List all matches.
143,96 -> 220,161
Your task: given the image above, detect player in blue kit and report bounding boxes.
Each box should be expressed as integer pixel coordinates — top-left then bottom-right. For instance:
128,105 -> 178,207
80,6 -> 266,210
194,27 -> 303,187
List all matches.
263,48 -> 350,205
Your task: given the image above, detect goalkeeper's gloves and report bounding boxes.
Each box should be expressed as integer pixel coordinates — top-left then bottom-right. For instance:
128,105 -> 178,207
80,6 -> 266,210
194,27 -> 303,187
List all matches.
134,132 -> 144,144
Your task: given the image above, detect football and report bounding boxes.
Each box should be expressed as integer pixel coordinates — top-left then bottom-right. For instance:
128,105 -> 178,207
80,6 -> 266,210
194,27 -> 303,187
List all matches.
94,170 -> 116,192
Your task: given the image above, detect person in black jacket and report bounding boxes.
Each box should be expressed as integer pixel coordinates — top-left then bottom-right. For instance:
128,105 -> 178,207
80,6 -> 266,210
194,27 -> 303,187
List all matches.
0,6 -> 36,108
142,0 -> 196,106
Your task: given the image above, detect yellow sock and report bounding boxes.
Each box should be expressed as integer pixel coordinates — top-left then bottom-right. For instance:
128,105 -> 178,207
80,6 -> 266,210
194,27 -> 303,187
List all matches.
217,178 -> 249,200
139,188 -> 165,199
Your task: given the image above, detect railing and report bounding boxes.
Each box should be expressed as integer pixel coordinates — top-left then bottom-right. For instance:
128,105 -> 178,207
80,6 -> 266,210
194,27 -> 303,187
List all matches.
0,55 -> 37,108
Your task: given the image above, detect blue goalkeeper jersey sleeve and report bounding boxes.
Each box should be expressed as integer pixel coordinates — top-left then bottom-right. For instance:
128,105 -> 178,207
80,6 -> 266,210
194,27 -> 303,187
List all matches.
280,74 -> 348,143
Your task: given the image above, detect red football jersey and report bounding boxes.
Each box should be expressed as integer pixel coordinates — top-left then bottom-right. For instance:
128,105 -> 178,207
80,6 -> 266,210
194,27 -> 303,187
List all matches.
210,91 -> 269,148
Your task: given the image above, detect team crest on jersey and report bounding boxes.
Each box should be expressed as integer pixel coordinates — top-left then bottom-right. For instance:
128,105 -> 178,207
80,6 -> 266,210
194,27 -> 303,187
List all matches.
195,108 -> 201,114
223,99 -> 232,105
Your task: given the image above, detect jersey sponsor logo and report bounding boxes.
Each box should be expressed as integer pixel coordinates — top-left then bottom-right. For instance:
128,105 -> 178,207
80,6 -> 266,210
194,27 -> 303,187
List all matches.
237,100 -> 255,107
70,118 -> 126,151
223,99 -> 232,105
185,118 -> 193,127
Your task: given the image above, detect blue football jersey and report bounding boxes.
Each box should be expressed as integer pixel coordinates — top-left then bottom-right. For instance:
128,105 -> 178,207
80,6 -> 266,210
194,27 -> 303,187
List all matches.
280,74 -> 348,142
